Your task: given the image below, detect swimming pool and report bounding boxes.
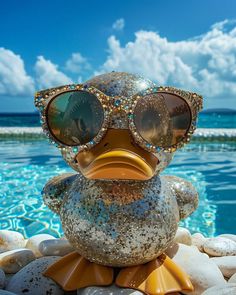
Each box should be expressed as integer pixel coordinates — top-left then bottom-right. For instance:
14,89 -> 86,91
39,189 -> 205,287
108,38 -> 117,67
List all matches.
0,136 -> 235,238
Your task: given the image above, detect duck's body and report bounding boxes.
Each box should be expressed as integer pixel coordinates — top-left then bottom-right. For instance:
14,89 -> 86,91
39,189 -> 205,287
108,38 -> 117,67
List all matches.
35,72 -> 203,294
44,173 -> 198,267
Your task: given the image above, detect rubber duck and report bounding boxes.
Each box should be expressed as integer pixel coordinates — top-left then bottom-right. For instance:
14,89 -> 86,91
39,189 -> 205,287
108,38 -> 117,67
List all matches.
34,72 -> 203,295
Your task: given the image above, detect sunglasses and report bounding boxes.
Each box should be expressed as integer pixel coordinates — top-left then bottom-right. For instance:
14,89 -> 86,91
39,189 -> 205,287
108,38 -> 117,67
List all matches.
35,84 -> 203,153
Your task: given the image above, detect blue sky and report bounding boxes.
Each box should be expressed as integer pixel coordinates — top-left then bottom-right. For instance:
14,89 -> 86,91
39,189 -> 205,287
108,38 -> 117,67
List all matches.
0,0 -> 236,112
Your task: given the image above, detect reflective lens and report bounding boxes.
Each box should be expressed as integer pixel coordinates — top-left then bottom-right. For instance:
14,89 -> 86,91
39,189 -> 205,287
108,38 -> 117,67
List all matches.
46,91 -> 104,146
133,92 -> 191,147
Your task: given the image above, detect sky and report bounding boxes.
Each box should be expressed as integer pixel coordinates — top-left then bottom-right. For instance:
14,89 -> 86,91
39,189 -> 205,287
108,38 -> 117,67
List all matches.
0,0 -> 236,112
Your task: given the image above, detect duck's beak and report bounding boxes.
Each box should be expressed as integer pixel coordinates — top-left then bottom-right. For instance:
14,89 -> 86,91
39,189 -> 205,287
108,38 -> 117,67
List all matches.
76,129 -> 158,180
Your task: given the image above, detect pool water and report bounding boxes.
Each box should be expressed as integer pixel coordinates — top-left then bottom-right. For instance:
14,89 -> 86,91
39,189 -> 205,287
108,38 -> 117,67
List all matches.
0,139 -> 236,238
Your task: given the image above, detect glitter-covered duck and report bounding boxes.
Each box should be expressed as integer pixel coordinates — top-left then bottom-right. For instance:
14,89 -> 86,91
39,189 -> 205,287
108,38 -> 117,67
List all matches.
34,72 -> 203,295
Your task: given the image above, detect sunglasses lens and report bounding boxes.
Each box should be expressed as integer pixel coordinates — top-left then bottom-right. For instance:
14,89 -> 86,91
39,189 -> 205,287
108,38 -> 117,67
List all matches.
133,92 -> 191,147
47,90 -> 104,146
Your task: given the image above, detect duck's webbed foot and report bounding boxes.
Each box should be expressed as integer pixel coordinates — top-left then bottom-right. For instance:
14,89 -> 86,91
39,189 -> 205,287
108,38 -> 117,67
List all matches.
44,252 -> 114,291
44,253 -> 193,294
116,254 -> 193,295
162,175 -> 199,220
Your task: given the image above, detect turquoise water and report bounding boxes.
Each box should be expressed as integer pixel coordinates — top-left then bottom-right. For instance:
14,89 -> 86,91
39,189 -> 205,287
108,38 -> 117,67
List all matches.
0,111 -> 236,128
0,139 -> 235,238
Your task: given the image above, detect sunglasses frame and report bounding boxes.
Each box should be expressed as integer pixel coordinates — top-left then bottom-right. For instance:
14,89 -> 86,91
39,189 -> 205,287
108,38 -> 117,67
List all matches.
35,84 -> 203,154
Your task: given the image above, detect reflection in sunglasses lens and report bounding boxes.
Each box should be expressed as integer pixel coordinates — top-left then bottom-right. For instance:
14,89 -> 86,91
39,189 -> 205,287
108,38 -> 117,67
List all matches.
133,92 -> 191,147
47,91 -> 104,146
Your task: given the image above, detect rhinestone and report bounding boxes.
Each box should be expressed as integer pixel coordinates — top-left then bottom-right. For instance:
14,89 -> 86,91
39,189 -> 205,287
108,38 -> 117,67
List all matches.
73,147 -> 78,153
114,99 -> 121,107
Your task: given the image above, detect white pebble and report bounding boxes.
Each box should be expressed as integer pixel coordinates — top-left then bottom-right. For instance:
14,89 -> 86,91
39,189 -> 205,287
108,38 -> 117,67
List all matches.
0,290 -> 18,295
25,234 -> 55,257
192,232 -> 207,251
4,274 -> 14,289
202,283 -> 236,295
0,231 -> 25,253
218,234 -> 236,243
166,243 -> 225,295
203,237 -> 236,256
6,256 -> 63,295
78,285 -> 143,294
39,238 -> 74,256
0,268 -> 5,289
0,249 -> 35,274
211,256 -> 236,278
173,227 -> 192,245
229,273 -> 236,283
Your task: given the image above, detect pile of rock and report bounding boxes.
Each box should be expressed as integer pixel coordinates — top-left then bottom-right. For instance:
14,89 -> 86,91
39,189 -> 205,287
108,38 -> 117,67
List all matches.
169,228 -> 236,294
0,228 -> 235,295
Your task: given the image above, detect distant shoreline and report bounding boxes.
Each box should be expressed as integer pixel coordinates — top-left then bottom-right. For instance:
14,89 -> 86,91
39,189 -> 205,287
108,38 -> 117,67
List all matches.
0,110 -> 235,129
0,112 -> 39,116
0,108 -> 236,115
201,108 -> 236,114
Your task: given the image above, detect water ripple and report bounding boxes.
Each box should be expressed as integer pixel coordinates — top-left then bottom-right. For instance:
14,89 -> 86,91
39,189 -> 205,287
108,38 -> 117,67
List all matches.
0,140 -> 235,237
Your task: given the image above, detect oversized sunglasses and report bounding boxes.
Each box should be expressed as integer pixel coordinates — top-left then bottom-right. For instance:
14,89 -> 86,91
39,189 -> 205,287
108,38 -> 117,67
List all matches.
35,84 -> 203,153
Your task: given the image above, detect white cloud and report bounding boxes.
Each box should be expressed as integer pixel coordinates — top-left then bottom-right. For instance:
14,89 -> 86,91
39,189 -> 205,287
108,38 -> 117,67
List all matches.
35,56 -> 72,89
65,52 -> 91,73
0,48 -> 34,96
98,19 -> 236,105
112,18 -> 125,31
1,19 -> 236,110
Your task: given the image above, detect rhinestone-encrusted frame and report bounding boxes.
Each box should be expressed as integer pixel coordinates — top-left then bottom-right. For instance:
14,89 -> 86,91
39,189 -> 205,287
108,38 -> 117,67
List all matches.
35,84 -> 203,158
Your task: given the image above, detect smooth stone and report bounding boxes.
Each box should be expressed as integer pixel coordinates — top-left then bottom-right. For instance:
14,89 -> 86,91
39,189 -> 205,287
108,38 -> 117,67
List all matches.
0,291 -> 17,295
211,256 -> 236,278
26,234 -> 56,257
166,243 -> 226,295
0,249 -> 35,274
39,238 -> 74,256
229,273 -> 236,283
202,283 -> 236,295
0,231 -> 25,253
203,237 -> 236,256
6,256 -> 63,295
173,227 -> 192,246
0,268 -> 5,289
4,274 -> 14,289
218,234 -> 236,243
78,285 -> 143,294
192,233 -> 207,251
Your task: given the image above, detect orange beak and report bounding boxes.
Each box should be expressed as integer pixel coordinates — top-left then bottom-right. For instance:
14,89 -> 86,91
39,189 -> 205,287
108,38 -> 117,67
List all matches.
76,129 -> 158,180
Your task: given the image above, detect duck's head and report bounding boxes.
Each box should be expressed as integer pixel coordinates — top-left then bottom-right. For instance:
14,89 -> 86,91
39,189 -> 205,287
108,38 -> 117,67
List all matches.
35,72 -> 203,181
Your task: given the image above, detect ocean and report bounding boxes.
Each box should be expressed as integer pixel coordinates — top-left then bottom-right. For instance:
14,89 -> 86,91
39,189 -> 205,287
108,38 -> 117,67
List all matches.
0,110 -> 236,128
